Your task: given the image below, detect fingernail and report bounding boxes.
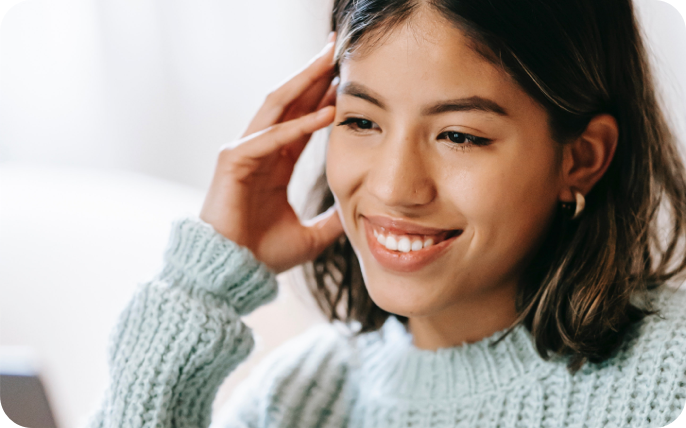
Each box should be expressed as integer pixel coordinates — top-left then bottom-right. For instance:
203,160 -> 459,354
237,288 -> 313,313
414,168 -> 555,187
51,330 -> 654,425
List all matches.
327,31 -> 336,43
318,41 -> 335,58
332,76 -> 340,86
316,106 -> 333,119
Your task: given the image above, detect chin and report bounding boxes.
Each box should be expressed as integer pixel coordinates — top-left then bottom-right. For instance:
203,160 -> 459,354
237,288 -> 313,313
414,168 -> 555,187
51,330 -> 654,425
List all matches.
363,270 -> 444,318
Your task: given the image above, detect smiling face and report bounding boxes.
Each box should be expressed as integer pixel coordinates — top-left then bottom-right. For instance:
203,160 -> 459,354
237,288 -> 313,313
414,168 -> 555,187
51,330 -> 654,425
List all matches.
326,9 -> 565,344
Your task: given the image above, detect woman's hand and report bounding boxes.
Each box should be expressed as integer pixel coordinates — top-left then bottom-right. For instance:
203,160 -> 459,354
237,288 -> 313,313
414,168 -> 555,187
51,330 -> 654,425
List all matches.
199,37 -> 343,274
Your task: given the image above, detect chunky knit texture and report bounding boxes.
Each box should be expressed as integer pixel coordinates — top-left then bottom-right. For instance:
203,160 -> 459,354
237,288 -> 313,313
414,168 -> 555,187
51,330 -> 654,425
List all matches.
85,217 -> 686,428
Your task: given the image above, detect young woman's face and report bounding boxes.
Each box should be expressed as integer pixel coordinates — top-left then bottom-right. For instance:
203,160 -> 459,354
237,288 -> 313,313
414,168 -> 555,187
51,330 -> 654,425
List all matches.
326,10 -> 564,322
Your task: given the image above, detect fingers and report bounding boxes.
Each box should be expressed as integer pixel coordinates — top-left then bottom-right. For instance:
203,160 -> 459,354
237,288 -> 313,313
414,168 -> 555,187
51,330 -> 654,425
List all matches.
280,72 -> 334,123
238,106 -> 335,159
302,205 -> 345,257
316,77 -> 339,110
243,39 -> 336,136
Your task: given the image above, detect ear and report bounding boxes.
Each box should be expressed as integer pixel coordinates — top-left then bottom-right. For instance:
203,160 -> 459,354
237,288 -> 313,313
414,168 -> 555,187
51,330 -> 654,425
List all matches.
559,114 -> 619,203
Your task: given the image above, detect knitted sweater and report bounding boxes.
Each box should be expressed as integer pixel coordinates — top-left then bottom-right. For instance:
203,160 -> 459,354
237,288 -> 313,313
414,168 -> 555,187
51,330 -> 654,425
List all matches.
84,217 -> 686,428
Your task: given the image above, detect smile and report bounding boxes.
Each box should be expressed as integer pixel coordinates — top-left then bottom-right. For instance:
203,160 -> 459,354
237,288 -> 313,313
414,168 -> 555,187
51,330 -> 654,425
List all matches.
372,227 -> 460,253
362,216 -> 463,273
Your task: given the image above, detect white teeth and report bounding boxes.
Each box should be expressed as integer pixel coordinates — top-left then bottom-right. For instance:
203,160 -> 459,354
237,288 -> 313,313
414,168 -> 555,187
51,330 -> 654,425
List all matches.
398,237 -> 411,253
385,235 -> 398,251
375,228 -> 441,252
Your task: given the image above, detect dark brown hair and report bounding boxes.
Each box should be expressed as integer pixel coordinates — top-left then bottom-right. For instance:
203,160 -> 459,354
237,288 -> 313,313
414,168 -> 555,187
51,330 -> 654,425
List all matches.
303,0 -> 686,371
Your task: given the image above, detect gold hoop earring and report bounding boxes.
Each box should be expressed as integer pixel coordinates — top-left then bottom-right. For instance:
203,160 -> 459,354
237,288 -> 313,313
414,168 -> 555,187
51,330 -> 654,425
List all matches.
572,190 -> 585,219
560,190 -> 585,220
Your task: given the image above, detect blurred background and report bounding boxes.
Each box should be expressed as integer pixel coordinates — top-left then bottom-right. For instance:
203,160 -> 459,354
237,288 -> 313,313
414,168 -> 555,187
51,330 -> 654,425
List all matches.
0,0 -> 684,427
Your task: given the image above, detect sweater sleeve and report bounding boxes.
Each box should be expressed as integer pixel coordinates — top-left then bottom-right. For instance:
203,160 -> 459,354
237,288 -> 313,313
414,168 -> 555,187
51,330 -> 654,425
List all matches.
83,217 -> 279,428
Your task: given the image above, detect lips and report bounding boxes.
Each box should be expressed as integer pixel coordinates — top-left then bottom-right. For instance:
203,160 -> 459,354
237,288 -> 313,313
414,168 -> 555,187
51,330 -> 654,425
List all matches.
364,215 -> 457,235
362,215 -> 462,273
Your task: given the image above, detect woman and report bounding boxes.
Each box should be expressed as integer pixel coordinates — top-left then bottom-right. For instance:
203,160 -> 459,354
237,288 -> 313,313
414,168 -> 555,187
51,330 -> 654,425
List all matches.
86,0 -> 686,427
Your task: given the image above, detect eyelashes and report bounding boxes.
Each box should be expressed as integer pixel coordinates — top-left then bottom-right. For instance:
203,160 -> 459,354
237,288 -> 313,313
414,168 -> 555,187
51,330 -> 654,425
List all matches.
436,131 -> 491,147
336,117 -> 492,148
337,117 -> 378,131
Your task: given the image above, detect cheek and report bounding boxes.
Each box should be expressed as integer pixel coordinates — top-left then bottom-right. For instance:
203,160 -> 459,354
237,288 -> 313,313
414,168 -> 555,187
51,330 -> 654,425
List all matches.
500,145 -> 561,220
442,143 -> 561,255
325,133 -> 368,222
325,135 -> 352,201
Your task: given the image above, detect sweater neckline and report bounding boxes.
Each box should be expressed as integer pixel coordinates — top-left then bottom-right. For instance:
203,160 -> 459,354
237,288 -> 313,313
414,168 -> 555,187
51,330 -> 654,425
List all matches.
353,316 -> 562,400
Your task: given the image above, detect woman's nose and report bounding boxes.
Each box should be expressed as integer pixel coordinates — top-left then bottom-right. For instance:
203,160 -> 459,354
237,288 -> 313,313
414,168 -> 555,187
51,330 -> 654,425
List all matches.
365,131 -> 437,208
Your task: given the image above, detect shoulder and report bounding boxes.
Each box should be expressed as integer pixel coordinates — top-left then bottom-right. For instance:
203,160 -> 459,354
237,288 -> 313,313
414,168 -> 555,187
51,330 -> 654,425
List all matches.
652,284 -> 686,319
637,284 -> 686,344
251,321 -> 355,386
614,284 -> 686,425
213,321 -> 358,426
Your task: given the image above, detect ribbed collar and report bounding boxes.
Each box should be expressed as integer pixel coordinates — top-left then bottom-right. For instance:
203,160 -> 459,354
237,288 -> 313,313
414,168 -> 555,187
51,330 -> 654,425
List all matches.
352,316 -> 563,400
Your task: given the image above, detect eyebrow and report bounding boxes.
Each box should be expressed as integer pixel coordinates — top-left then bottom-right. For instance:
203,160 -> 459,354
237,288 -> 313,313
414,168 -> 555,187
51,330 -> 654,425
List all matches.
338,81 -> 509,117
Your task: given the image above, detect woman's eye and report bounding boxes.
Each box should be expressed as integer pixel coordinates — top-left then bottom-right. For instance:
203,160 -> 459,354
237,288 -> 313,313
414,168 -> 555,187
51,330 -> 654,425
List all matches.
335,120 -> 489,146
438,131 -> 490,147
337,117 -> 378,132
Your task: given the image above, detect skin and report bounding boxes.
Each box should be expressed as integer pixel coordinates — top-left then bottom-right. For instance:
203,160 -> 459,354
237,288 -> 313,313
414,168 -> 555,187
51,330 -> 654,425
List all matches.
200,8 -> 617,351
327,9 -> 617,348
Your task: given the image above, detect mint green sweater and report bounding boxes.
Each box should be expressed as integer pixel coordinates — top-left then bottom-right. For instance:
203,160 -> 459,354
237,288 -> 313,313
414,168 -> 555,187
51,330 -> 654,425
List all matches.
84,217 -> 686,428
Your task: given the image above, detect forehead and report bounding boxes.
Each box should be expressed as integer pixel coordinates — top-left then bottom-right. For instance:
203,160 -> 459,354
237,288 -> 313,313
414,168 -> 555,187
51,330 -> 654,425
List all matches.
337,9 -> 523,110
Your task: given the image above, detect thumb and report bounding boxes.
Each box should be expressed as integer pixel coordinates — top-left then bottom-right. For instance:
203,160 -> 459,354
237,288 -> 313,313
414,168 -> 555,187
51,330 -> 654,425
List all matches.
302,205 -> 345,257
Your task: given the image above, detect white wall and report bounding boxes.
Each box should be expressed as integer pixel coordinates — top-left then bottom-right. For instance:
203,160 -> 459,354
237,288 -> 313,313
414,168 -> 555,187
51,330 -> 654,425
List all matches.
637,0 -> 686,144
0,0 -> 333,189
0,1 -> 333,427
0,1 -> 684,428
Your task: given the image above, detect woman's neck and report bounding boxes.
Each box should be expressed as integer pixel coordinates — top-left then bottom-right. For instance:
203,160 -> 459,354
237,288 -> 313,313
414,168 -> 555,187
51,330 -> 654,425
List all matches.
407,282 -> 519,350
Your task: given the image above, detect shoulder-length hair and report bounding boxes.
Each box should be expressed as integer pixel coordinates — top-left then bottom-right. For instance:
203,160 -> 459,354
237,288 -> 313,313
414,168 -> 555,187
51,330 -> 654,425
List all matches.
303,0 -> 686,371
